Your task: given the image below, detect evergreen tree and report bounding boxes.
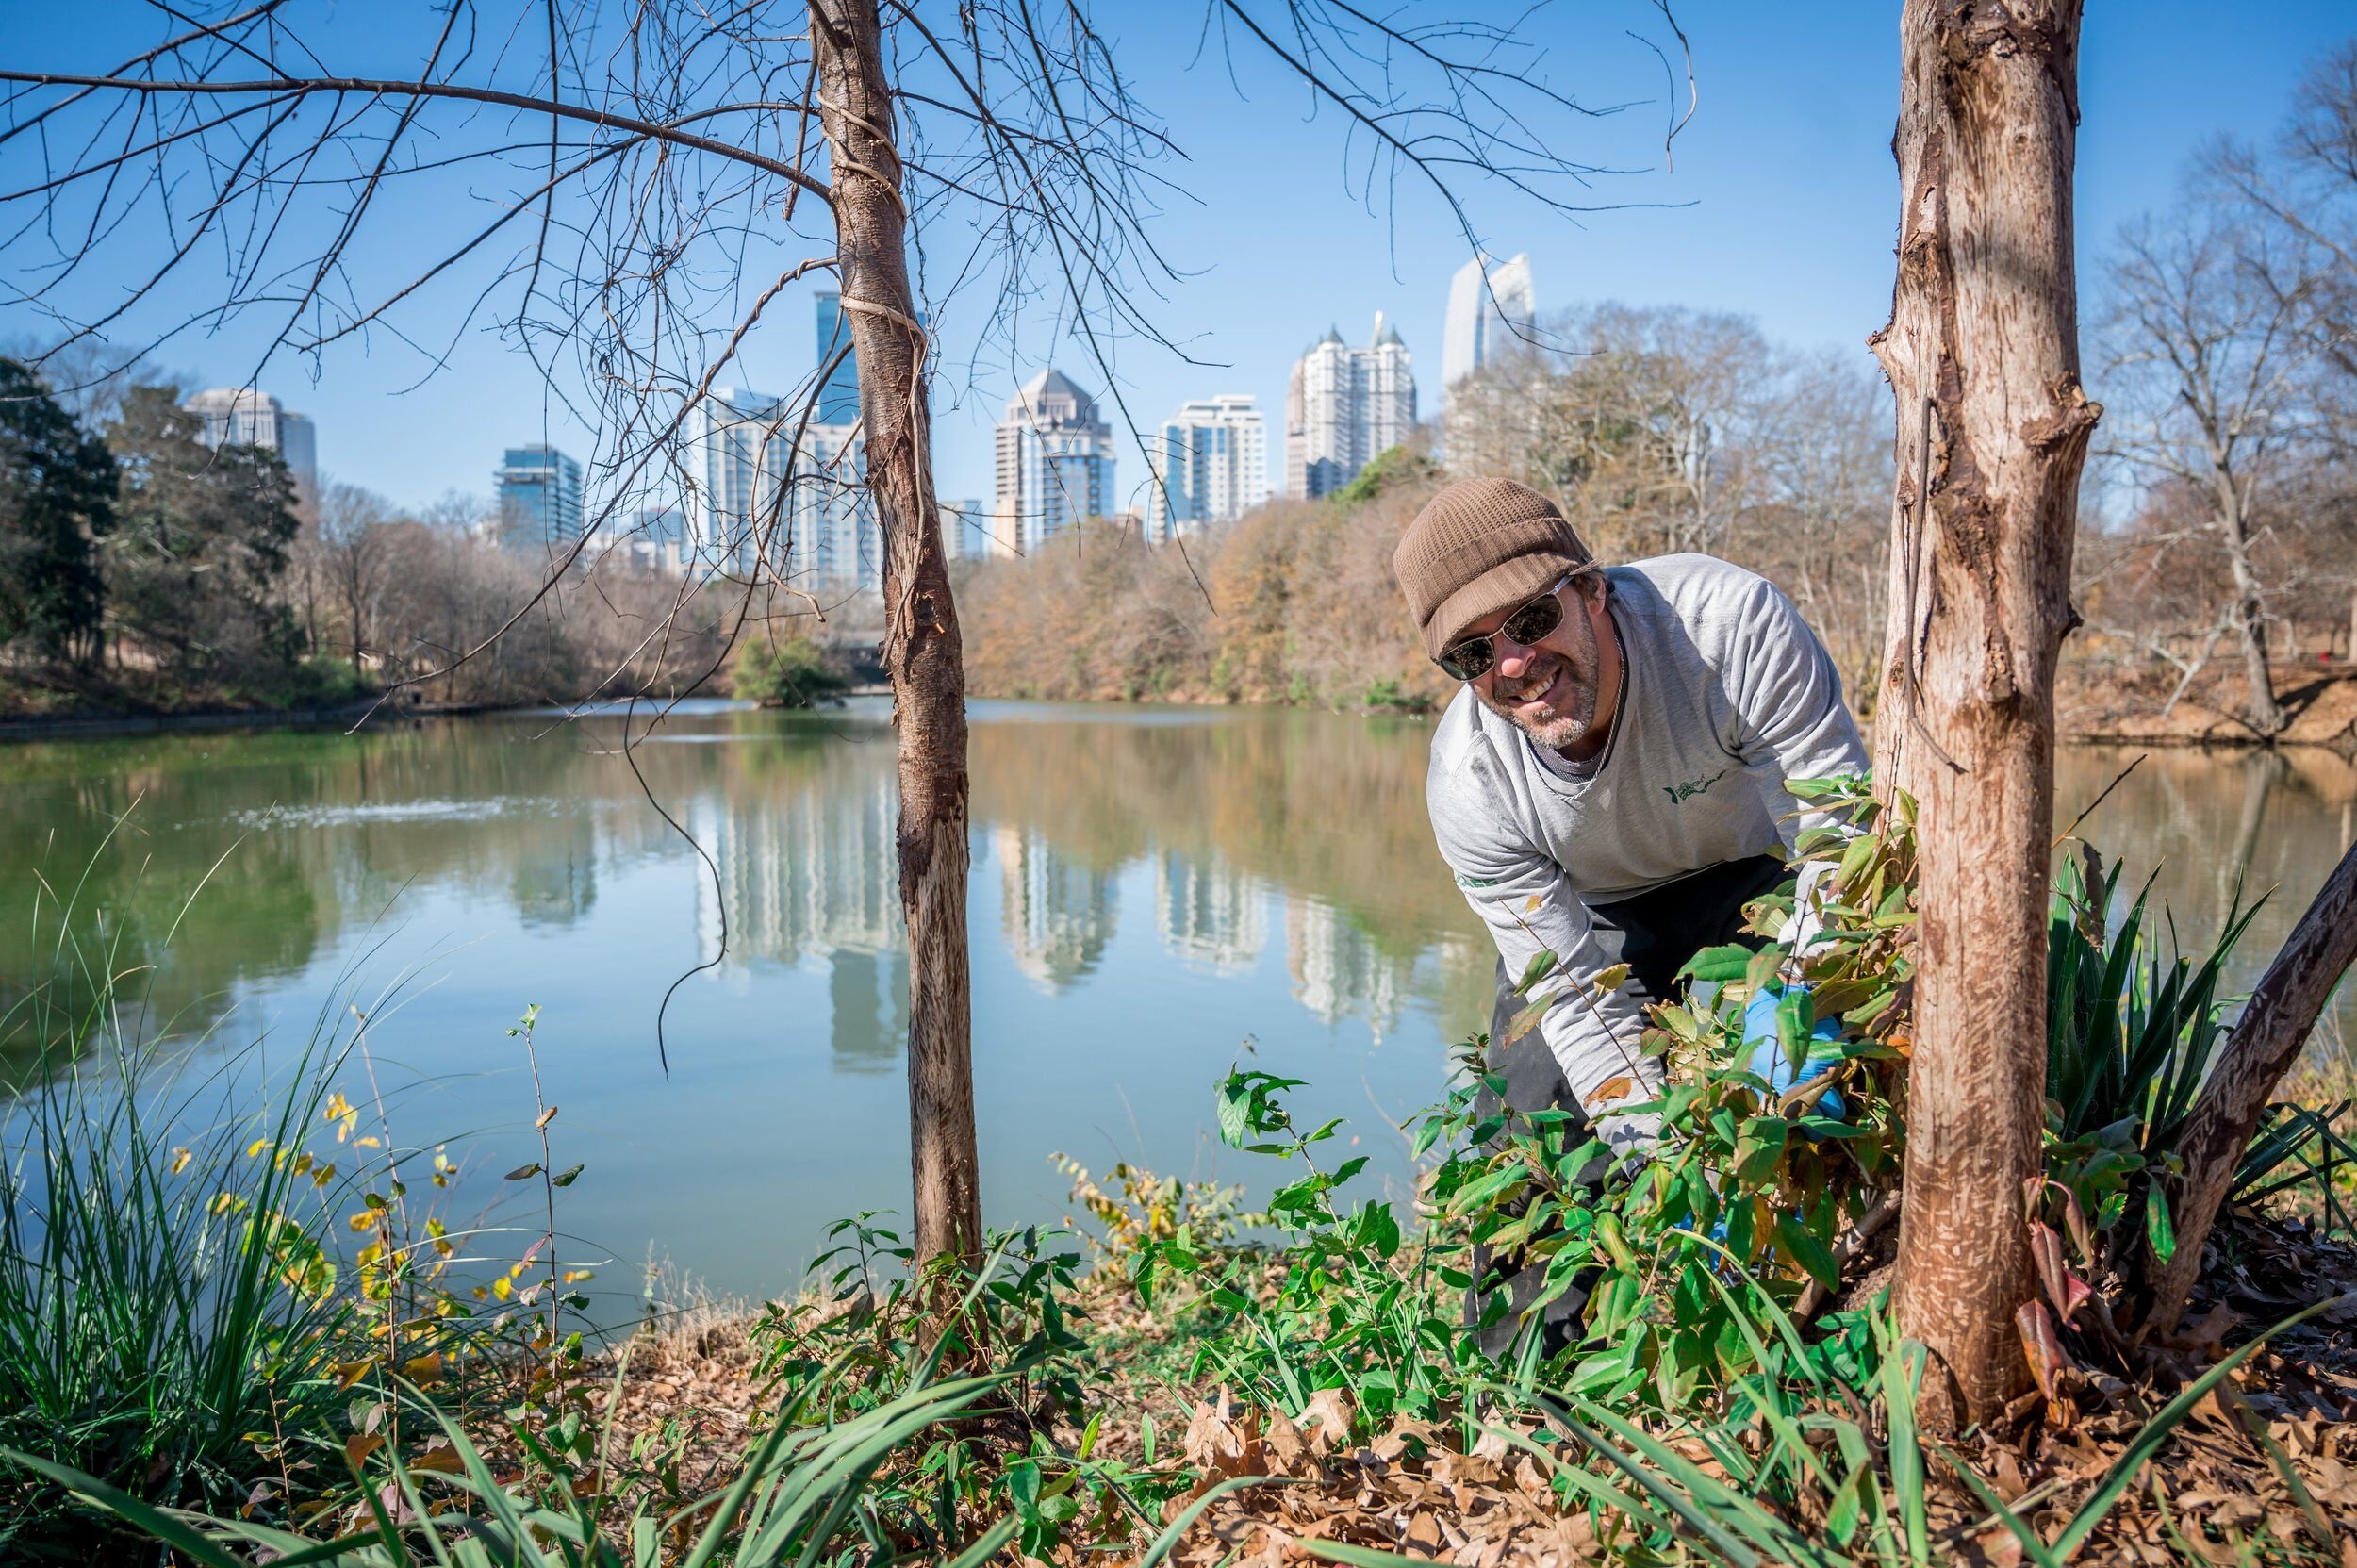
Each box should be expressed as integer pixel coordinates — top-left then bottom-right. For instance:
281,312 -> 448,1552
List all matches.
0,358 -> 115,664
104,386 -> 303,678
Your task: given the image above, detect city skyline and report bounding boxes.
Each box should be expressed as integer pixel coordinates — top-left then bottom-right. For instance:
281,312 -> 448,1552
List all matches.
15,6 -> 2341,525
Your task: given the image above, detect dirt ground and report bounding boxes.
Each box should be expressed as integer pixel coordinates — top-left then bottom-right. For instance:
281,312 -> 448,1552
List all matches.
557,1212 -> 2357,1567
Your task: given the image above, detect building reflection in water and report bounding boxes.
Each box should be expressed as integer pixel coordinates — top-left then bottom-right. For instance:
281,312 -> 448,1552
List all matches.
1153,851 -> 1265,977
689,767 -> 906,1071
1284,894 -> 1411,1037
995,825 -> 1118,991
668,737 -> 1461,1037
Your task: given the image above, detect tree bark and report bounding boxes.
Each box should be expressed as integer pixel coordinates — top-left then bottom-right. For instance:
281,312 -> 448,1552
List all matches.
2146,839 -> 2357,1331
810,0 -> 983,1273
1870,0 -> 2098,1431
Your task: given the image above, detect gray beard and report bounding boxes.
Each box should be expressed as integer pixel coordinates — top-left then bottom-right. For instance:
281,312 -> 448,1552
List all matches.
1481,619 -> 1604,752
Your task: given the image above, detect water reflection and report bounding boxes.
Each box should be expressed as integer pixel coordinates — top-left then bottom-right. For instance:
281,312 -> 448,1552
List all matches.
4,705 -> 2351,1297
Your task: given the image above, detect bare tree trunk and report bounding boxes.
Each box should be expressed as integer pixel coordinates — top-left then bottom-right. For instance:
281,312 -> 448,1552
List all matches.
2213,477 -> 2286,735
811,0 -> 983,1274
1871,0 -> 2098,1431
2146,840 -> 2357,1330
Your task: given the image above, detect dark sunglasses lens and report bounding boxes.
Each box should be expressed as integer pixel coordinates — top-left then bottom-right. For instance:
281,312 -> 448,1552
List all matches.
1502,593 -> 1566,647
1438,639 -> 1493,681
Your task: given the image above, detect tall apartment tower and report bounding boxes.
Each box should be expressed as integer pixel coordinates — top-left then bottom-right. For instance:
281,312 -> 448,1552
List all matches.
1441,252 -> 1538,396
991,369 -> 1114,556
681,388 -> 877,591
813,290 -> 863,424
182,387 -> 319,498
1283,313 -> 1416,500
1146,394 -> 1265,541
493,444 -> 586,550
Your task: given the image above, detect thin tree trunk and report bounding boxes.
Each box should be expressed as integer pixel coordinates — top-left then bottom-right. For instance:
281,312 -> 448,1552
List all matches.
1870,0 -> 2098,1431
810,0 -> 983,1273
2214,481 -> 2285,735
2146,840 -> 2357,1330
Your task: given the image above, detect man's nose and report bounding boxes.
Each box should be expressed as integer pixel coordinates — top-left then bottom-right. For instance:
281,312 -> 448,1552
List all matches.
1492,635 -> 1538,679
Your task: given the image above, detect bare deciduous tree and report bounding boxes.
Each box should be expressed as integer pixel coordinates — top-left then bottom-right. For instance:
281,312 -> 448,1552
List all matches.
2095,215 -> 2326,737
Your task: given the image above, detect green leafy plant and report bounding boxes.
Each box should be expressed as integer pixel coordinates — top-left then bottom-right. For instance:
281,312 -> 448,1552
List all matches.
750,1217 -> 1185,1560
732,636 -> 854,708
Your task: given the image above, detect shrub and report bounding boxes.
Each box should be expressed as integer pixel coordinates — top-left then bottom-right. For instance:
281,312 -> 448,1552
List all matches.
732,636 -> 853,707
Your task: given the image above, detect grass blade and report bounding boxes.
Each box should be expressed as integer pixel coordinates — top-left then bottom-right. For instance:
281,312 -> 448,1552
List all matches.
2052,1294 -> 2349,1559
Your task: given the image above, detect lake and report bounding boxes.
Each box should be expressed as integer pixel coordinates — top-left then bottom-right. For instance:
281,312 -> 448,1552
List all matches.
3,701 -> 2351,1312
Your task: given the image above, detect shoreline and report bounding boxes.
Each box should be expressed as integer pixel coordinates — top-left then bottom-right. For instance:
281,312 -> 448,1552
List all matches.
5,685 -> 2352,754
0,694 -> 513,743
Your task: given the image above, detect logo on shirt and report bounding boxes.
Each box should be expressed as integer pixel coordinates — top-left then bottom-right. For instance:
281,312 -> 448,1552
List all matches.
1662,767 -> 1728,805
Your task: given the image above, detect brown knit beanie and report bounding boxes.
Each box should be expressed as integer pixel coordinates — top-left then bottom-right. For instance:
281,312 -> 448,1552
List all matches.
1393,478 -> 1592,661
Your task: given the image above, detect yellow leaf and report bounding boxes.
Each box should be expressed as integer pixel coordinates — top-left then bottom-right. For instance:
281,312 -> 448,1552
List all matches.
561,1269 -> 595,1284
401,1353 -> 443,1386
1591,962 -> 1631,993
1525,894 -> 1542,912
348,1212 -> 378,1232
535,1105 -> 558,1131
246,1138 -> 272,1159
168,1147 -> 192,1177
491,1276 -> 512,1302
334,1358 -> 379,1391
344,1432 -> 384,1469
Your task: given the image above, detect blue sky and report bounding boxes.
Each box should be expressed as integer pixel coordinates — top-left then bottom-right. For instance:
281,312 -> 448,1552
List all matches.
4,2 -> 2352,514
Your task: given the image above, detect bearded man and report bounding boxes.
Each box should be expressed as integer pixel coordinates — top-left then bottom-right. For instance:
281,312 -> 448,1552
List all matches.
1393,477 -> 1868,1353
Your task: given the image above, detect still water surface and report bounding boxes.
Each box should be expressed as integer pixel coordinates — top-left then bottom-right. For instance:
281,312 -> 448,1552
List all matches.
4,701 -> 2352,1307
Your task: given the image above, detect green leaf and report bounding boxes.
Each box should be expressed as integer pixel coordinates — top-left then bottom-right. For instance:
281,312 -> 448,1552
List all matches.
2143,1189 -> 2177,1263
551,1164 -> 585,1187
1679,944 -> 1757,982
1774,1213 -> 1841,1294
503,1163 -> 542,1180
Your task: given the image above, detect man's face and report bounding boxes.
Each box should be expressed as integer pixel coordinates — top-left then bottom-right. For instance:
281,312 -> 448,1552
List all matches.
1466,580 -> 1607,751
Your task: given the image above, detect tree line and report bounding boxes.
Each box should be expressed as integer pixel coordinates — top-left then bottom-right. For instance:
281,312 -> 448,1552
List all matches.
963,50 -> 2357,743
0,362 -> 731,715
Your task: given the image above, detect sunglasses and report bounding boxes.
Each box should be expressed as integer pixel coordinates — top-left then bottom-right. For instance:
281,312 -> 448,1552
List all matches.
1435,569 -> 1588,681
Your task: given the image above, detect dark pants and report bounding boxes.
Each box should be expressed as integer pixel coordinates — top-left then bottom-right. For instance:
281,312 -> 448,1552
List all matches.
1465,852 -> 1788,1362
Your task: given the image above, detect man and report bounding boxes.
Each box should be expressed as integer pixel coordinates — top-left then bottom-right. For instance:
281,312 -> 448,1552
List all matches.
1393,477 -> 1867,1351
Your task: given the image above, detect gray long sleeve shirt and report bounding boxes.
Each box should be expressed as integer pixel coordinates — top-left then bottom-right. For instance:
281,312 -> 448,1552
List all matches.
1426,553 -> 1869,1114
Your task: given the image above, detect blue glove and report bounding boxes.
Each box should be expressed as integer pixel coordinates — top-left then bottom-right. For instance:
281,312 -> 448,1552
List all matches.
1741,983 -> 1848,1120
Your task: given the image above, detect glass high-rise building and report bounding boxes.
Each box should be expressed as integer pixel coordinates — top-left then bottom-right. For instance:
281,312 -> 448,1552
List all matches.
991,369 -> 1114,557
493,444 -> 586,551
182,387 -> 318,498
814,290 -> 862,425
680,388 -> 878,592
1146,394 -> 1266,542
1441,252 -> 1537,396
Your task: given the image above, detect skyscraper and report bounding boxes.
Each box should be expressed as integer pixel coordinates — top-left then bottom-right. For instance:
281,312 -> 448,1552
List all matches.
1283,313 -> 1416,500
1146,394 -> 1266,541
493,443 -> 585,551
680,388 -> 877,591
991,369 -> 1114,556
813,290 -> 862,424
182,387 -> 318,498
1441,252 -> 1538,394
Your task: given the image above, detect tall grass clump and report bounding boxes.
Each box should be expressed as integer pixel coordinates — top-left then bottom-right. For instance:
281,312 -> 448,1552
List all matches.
0,861 -> 382,1559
